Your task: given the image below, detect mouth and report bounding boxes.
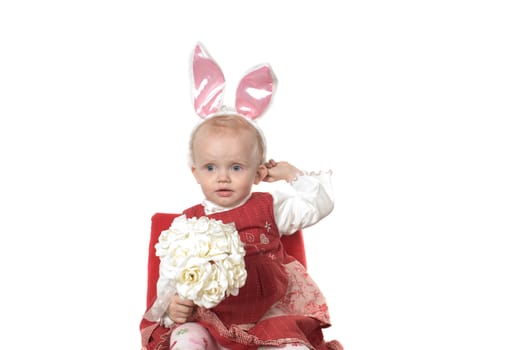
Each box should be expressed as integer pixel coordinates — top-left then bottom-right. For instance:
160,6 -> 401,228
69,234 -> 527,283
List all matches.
215,189 -> 233,197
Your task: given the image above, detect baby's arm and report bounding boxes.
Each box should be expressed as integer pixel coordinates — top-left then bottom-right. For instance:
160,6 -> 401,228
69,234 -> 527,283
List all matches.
264,159 -> 334,235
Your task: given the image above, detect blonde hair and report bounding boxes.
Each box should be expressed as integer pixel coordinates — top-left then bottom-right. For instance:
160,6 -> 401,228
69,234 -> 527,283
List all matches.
188,114 -> 267,166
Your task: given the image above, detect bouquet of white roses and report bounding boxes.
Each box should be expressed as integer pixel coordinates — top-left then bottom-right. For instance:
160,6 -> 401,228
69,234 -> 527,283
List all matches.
144,215 -> 247,323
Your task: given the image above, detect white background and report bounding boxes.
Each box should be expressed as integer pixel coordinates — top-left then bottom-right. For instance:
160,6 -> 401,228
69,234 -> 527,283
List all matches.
1,1 -> 526,349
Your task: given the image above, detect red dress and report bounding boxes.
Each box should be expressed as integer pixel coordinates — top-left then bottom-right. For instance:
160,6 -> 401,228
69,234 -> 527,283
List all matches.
140,192 -> 343,350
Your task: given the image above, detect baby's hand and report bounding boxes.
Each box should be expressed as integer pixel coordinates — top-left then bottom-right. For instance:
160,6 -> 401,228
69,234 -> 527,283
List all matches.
263,159 -> 301,183
263,159 -> 279,169
166,294 -> 196,324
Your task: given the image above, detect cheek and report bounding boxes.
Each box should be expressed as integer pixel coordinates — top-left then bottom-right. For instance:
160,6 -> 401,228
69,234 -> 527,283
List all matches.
245,173 -> 259,187
193,171 -> 208,185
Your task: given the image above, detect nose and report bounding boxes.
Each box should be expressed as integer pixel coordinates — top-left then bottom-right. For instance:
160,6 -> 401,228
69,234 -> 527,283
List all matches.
216,168 -> 230,183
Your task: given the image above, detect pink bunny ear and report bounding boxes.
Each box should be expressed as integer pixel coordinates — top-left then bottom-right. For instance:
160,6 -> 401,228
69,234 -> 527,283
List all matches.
235,64 -> 276,120
192,42 -> 226,118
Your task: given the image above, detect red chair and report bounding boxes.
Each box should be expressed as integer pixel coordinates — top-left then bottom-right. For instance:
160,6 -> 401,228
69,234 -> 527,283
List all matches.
140,212 -> 307,350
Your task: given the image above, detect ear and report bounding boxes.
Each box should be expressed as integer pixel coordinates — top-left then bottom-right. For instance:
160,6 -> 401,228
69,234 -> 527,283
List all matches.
235,64 -> 276,120
191,166 -> 200,183
254,164 -> 268,185
192,42 -> 226,118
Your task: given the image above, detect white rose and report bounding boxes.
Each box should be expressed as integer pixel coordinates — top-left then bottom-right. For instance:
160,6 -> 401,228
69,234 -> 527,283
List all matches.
217,257 -> 247,296
190,216 -> 213,234
208,229 -> 231,256
174,256 -> 212,301
156,216 -> 192,258
197,265 -> 229,308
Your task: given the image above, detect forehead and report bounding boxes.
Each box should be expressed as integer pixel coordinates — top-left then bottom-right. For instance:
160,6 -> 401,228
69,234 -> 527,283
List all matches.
190,114 -> 266,164
193,116 -> 259,147
196,126 -> 256,150
193,135 -> 259,168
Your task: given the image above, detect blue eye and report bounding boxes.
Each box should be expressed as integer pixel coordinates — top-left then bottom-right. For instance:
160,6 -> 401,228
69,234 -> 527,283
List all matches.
206,164 -> 215,171
232,164 -> 242,171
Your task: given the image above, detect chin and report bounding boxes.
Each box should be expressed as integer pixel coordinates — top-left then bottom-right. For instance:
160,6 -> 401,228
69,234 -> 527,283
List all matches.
215,197 -> 240,208
220,200 -> 239,208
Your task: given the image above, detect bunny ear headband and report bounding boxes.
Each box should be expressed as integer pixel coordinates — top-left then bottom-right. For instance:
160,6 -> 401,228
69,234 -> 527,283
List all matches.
192,42 -> 277,120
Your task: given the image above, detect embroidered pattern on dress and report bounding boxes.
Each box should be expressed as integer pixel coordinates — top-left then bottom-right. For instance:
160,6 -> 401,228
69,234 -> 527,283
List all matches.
260,233 -> 269,244
243,232 -> 255,243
